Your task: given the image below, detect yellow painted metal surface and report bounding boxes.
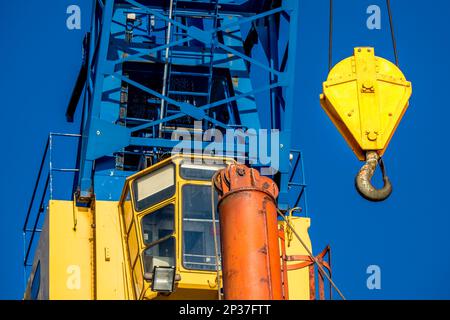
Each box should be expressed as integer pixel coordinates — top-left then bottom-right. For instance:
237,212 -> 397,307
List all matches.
48,201 -> 94,300
25,155 -> 315,300
320,47 -> 412,160
282,217 -> 313,300
24,200 -> 130,300
94,201 -> 128,300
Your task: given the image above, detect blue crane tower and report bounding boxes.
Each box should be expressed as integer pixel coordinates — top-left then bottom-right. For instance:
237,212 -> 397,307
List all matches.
67,0 -> 307,209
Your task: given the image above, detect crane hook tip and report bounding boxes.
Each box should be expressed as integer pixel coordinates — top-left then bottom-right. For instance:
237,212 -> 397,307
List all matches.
355,151 -> 393,202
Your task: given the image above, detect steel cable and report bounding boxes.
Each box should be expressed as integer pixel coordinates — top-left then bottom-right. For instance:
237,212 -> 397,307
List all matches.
277,208 -> 347,300
386,0 -> 399,66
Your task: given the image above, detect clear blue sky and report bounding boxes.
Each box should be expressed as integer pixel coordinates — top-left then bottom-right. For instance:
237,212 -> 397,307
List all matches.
1,0 -> 449,299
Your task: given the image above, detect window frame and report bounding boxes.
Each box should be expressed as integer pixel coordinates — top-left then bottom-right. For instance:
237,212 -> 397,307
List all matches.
126,220 -> 140,268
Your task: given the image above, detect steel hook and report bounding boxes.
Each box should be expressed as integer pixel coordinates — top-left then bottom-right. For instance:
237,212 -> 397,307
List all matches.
355,151 -> 393,202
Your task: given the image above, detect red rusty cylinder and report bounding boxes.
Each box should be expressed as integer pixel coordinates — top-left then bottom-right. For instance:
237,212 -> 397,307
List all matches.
214,164 -> 283,300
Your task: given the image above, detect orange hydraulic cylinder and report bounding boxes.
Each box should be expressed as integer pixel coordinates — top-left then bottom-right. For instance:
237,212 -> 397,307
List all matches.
214,164 -> 283,300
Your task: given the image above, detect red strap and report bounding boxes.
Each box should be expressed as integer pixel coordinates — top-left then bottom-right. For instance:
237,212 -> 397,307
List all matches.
309,266 -> 316,300
285,255 -> 312,262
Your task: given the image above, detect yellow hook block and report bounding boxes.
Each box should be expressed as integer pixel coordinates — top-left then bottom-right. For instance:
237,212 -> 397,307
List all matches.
320,47 -> 412,160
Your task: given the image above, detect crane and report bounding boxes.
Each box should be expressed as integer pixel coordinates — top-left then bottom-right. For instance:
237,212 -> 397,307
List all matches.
22,0 -> 410,300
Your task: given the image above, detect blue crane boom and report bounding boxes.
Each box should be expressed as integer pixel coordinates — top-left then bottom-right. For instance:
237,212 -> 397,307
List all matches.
66,0 -> 306,210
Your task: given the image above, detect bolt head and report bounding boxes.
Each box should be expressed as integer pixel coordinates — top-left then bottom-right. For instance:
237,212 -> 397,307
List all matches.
236,167 -> 246,176
367,131 -> 378,141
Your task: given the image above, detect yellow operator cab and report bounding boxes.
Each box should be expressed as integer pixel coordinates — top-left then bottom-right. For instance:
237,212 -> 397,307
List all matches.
120,155 -> 235,300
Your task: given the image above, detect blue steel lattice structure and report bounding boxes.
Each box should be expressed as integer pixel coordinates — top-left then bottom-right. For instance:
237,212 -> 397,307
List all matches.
66,0 -> 306,211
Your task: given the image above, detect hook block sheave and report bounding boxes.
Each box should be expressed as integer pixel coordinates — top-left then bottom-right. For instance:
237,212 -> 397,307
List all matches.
320,47 -> 412,160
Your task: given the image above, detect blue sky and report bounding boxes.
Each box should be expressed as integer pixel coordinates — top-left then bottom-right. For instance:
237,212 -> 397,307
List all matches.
1,0 -> 449,299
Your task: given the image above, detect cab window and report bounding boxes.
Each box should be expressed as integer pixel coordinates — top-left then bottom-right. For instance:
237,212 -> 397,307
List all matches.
143,237 -> 176,273
121,188 -> 133,232
133,164 -> 175,211
141,204 -> 175,245
141,204 -> 176,274
180,163 -> 226,181
182,185 -> 219,271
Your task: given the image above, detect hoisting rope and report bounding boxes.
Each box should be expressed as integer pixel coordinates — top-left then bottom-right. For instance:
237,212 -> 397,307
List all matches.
277,208 -> 347,300
328,0 -> 400,68
386,0 -> 399,66
328,0 -> 333,71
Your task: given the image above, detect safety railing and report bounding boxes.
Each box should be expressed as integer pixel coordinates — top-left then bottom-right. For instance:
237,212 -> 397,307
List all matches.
22,133 -> 81,288
288,149 -> 309,215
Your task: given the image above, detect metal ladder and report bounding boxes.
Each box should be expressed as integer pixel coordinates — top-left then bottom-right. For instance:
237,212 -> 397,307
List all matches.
160,0 -> 221,137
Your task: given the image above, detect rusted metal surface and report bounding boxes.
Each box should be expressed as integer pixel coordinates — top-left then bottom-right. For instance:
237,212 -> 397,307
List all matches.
214,164 -> 283,300
355,151 -> 393,202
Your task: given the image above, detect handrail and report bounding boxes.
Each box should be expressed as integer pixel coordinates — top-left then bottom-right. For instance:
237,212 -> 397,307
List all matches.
23,174 -> 49,267
22,133 -> 82,271
289,150 -> 309,214
22,139 -> 50,233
